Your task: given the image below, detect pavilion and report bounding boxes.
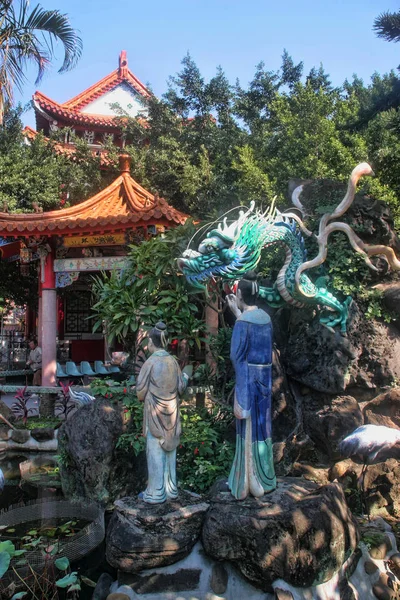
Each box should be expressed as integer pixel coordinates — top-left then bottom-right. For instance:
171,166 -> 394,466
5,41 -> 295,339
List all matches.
0,154 -> 187,386
28,50 -> 150,153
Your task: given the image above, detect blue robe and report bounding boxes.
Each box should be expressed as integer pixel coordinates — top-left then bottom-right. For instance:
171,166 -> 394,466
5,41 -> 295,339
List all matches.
228,308 -> 276,499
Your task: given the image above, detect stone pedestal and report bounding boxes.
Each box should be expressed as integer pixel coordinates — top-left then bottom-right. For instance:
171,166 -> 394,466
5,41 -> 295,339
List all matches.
106,491 -> 209,572
202,477 -> 359,592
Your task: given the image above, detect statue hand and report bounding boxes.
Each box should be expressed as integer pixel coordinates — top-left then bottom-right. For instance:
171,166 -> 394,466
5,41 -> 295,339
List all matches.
225,294 -> 241,317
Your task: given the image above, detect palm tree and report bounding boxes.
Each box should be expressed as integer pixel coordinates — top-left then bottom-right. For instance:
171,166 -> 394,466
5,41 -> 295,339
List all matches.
0,0 -> 83,122
374,9 -> 400,43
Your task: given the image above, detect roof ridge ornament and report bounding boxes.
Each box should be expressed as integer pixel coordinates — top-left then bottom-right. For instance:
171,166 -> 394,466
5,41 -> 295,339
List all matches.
119,50 -> 128,78
119,153 -> 131,174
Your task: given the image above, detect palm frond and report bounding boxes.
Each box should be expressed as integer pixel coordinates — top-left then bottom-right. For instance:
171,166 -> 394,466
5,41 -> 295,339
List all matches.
0,0 -> 82,120
24,4 -> 82,74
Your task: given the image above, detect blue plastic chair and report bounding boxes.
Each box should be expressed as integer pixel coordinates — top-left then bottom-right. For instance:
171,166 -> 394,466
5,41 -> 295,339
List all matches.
66,361 -> 83,378
94,361 -> 109,376
56,363 -> 68,378
107,365 -> 121,374
80,361 -> 96,377
126,375 -> 136,385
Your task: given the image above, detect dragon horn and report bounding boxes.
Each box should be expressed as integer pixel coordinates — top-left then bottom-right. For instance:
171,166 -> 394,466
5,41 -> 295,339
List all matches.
319,162 -> 374,234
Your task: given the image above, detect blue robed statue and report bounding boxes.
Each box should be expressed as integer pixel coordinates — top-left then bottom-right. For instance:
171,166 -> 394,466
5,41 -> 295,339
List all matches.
226,272 -> 276,500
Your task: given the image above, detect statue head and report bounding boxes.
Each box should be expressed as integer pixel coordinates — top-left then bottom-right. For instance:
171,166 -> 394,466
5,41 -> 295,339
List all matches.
148,321 -> 168,353
237,271 -> 259,311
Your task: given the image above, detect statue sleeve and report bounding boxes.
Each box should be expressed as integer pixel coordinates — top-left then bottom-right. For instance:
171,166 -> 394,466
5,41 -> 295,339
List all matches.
136,359 -> 152,401
230,320 -> 250,366
231,320 -> 251,418
178,370 -> 188,396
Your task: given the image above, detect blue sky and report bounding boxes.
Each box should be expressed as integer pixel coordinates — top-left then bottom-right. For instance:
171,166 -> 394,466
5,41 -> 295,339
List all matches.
18,0 -> 400,128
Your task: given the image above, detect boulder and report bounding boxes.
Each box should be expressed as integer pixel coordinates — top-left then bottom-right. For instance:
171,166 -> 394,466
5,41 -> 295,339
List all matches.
106,491 -> 209,572
92,572 -> 114,600
58,399 -> 125,506
372,583 -> 396,600
331,458 -> 400,518
363,389 -> 400,429
274,590 -> 294,600
202,477 -> 359,592
304,394 -> 363,458
30,427 -> 55,442
283,303 -> 400,395
211,563 -> 228,595
271,348 -> 296,442
0,399 -> 15,423
388,553 -> 400,579
0,425 -> 9,440
10,429 -> 30,444
374,282 -> 400,319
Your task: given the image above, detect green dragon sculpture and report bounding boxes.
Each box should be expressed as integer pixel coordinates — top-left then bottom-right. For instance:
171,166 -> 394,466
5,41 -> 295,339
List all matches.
177,163 -> 400,333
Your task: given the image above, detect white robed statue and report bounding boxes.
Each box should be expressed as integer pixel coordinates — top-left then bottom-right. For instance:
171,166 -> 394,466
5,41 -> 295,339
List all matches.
137,322 -> 189,504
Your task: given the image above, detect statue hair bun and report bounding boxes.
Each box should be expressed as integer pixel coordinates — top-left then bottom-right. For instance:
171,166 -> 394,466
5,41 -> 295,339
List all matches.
155,322 -> 167,331
243,271 -> 257,282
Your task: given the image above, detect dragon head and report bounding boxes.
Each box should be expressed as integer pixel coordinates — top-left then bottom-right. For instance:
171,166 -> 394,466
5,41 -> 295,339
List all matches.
178,203 -> 275,289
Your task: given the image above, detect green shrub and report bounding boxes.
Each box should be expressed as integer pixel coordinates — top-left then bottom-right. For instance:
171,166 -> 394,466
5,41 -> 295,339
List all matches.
94,373 -> 236,494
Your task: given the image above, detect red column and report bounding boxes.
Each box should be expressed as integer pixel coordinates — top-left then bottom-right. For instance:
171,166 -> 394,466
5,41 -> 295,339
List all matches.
37,272 -> 42,346
40,249 -> 57,386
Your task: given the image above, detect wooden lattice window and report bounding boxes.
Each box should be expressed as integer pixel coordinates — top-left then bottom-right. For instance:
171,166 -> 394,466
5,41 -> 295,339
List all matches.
65,291 -> 92,334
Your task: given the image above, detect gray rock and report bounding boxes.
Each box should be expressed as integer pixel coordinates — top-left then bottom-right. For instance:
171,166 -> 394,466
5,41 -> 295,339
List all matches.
211,563 -> 228,594
365,560 -> 379,575
304,394 -> 363,458
363,389 -> 400,430
274,590 -> 294,600
114,586 -> 137,599
372,583 -> 396,600
333,459 -> 400,518
92,572 -> 113,600
58,399 -> 139,506
388,552 -> 400,580
374,282 -> 400,318
106,594 -> 131,600
106,491 -> 209,572
118,568 -> 201,594
271,348 -> 296,442
377,572 -> 396,591
0,399 -> 15,422
202,477 -> 359,592
369,534 -> 393,560
30,427 -> 55,442
0,425 -> 9,440
10,429 -> 30,444
283,303 -> 400,395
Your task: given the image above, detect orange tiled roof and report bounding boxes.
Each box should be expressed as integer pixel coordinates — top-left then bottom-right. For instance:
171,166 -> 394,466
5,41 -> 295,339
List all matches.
33,91 -> 126,128
23,126 -> 112,166
0,155 -> 187,237
63,50 -> 150,109
33,50 -> 151,128
23,126 -> 77,157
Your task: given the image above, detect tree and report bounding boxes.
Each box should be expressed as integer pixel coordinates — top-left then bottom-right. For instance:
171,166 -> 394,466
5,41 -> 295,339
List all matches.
0,0 -> 82,121
91,221 -> 207,360
374,9 -> 400,43
0,106 -> 103,212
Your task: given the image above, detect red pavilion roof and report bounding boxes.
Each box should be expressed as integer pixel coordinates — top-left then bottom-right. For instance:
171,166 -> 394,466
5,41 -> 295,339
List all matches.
33,50 -> 151,129
0,155 -> 187,237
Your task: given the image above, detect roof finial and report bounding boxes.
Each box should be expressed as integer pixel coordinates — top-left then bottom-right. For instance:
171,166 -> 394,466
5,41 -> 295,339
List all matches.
119,50 -> 128,77
119,153 -> 131,174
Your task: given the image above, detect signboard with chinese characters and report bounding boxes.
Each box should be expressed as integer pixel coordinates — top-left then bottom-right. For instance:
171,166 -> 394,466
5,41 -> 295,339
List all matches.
54,256 -> 128,273
62,233 -> 126,248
